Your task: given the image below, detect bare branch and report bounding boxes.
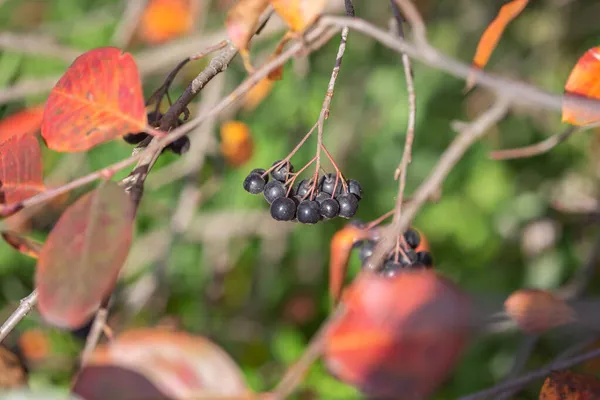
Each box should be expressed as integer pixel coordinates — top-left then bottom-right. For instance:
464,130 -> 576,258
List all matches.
0,32 -> 80,62
0,290 -> 38,343
490,126 -> 578,160
80,306 -> 109,366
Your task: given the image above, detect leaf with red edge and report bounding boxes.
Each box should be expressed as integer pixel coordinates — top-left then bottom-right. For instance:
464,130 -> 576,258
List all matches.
72,328 -> 250,400
0,105 -> 45,145
41,47 -> 148,152
563,47 -> 600,126
504,289 -> 575,334
466,0 -> 528,91
1,231 -> 43,259
324,270 -> 471,399
269,0 -> 327,32
0,134 -> 44,204
225,0 -> 269,72
35,180 -> 135,329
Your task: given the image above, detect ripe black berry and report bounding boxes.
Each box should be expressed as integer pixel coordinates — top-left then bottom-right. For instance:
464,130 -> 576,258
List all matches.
315,191 -> 330,203
415,251 -> 433,267
243,172 -> 266,194
251,168 -> 269,184
403,229 -> 420,249
264,180 -> 287,204
337,193 -> 359,218
295,179 -> 312,198
359,240 -> 376,263
123,132 -> 149,145
347,179 -> 363,200
382,259 -> 404,277
165,136 -> 190,155
319,174 -> 342,196
320,198 -> 340,219
297,200 -> 320,224
270,197 -> 296,221
271,160 -> 294,182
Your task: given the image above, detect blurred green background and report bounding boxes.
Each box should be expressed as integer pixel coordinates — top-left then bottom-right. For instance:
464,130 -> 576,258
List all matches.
1,0 -> 600,398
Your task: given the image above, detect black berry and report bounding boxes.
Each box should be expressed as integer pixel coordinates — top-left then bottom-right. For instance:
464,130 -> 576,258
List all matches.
403,229 -> 421,249
337,193 -> 359,218
359,240 -> 376,263
382,259 -> 404,277
270,197 -> 296,221
347,179 -> 363,200
315,191 -> 330,203
297,200 -> 320,224
271,160 -> 294,182
415,251 -> 433,267
319,174 -> 342,196
243,172 -> 266,194
251,168 -> 269,184
263,180 -> 287,204
295,179 -> 312,198
123,132 -> 149,145
320,198 -> 340,219
165,136 -> 190,155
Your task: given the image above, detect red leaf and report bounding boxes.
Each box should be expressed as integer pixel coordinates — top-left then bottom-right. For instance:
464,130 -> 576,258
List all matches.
325,271 -> 471,399
73,328 -> 250,399
504,289 -> 575,334
1,231 -> 43,259
0,134 -> 44,204
563,47 -> 600,126
0,105 -> 45,145
41,47 -> 147,152
36,180 -> 135,329
466,0 -> 528,91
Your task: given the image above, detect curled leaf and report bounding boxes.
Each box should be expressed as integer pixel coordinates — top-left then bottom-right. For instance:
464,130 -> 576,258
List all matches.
0,105 -> 44,145
325,271 -> 471,399
225,0 -> 269,72
563,47 -> 600,126
0,134 -> 44,205
466,0 -> 528,91
504,289 -> 575,334
36,180 -> 135,329
219,121 -> 254,167
1,231 -> 43,258
41,47 -> 147,152
540,371 -> 600,400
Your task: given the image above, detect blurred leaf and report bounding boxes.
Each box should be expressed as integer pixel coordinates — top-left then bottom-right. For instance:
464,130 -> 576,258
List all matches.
18,328 -> 51,362
0,345 -> 27,389
1,232 -> 43,258
0,105 -> 44,144
0,392 -> 81,400
36,180 -> 135,329
137,0 -> 201,44
324,271 -> 471,399
74,328 -> 250,399
540,371 -> 600,400
41,47 -> 147,152
0,134 -> 44,204
220,121 -> 254,168
504,289 -> 574,334
225,0 -> 269,72
466,0 -> 528,91
563,47 -> 600,126
268,0 -> 326,32
242,77 -> 274,112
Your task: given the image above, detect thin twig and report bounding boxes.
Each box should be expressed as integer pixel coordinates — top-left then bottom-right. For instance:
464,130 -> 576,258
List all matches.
0,290 -> 38,343
490,126 -> 578,160
80,306 -> 109,366
493,335 -> 538,400
0,32 -> 80,62
111,0 -> 148,48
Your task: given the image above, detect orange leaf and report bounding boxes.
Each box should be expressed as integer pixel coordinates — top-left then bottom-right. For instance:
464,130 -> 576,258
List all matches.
18,328 -> 51,362
242,77 -> 274,112
466,0 -> 528,91
1,231 -> 43,258
563,47 -> 600,126
504,289 -> 575,334
0,134 -> 44,204
219,121 -> 254,167
138,0 -> 200,44
269,0 -> 327,32
36,180 -> 135,329
540,371 -> 600,400
225,0 -> 269,72
41,47 -> 147,152
73,328 -> 249,399
0,105 -> 44,145
325,271 -> 471,399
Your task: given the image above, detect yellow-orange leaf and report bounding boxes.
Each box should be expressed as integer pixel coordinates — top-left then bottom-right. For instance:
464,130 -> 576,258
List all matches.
540,371 -> 600,400
219,121 -> 254,167
242,77 -> 274,112
504,289 -> 574,334
563,47 -> 600,126
269,0 -> 327,32
466,0 -> 528,91
138,0 -> 200,44
225,0 -> 269,72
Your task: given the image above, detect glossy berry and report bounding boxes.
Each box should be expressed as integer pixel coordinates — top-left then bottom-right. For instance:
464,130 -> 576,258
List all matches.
337,193 -> 359,218
251,168 -> 268,184
123,132 -> 149,145
315,191 -> 330,204
347,179 -> 363,200
271,160 -> 294,182
165,136 -> 190,155
243,172 -> 266,194
415,251 -> 433,267
382,259 -> 405,277
295,179 -> 312,198
297,200 -> 320,224
403,229 -> 421,249
359,240 -> 376,263
320,174 -> 342,196
264,180 -> 287,204
270,197 -> 296,221
320,198 -> 340,219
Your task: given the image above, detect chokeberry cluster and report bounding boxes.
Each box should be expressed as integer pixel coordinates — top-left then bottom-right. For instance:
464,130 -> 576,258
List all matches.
353,227 -> 433,277
123,111 -> 190,155
243,160 -> 363,224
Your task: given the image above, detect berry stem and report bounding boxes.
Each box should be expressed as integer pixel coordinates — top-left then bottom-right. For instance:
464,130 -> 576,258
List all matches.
262,122 -> 319,179
320,143 -> 348,195
285,155 -> 318,197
